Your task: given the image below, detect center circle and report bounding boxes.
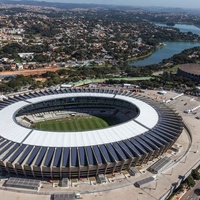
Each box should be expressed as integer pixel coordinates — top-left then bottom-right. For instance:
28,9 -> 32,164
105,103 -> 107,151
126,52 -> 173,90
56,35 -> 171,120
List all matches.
15,96 -> 139,132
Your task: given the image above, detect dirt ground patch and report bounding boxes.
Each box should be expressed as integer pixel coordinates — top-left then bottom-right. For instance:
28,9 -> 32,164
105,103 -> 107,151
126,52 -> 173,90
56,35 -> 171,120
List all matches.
0,68 -> 60,77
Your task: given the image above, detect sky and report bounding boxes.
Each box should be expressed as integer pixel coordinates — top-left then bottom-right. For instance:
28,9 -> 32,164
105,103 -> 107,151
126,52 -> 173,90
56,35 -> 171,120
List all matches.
43,0 -> 200,9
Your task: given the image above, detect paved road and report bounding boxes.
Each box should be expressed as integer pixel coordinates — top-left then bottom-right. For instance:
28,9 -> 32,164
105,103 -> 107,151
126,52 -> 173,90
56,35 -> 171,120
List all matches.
181,180 -> 200,200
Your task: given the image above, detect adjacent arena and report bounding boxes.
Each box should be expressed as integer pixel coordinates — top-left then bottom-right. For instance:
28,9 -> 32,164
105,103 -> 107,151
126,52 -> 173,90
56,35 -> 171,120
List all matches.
0,88 -> 183,179
177,63 -> 200,83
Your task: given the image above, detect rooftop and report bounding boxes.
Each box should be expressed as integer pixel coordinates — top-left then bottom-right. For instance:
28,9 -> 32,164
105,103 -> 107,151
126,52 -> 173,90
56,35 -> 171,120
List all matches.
178,64 -> 200,75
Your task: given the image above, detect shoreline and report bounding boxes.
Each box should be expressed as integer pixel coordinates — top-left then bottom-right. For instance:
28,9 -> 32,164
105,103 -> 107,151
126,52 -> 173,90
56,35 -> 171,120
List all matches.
128,43 -> 166,65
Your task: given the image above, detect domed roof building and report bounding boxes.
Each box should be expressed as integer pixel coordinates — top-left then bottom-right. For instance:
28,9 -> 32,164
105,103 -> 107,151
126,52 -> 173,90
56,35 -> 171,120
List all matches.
177,64 -> 200,83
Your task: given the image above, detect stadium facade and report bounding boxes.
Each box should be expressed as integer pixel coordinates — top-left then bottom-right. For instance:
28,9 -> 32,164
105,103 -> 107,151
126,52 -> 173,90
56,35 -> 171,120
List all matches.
0,88 -> 183,179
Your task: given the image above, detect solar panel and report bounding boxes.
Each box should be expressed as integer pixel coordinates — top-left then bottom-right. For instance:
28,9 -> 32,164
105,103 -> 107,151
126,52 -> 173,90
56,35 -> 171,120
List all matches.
156,126 -> 177,137
160,121 -> 180,129
149,132 -> 168,144
53,147 -> 62,167
158,132 -> 174,142
18,145 -> 33,164
71,147 -> 79,167
62,148 -> 70,167
44,147 -> 55,167
135,176 -> 154,187
5,177 -> 40,190
130,139 -> 147,154
148,157 -> 172,174
0,138 -> 3,143
52,193 -> 75,200
139,135 -> 158,150
99,145 -> 112,162
112,143 -> 129,159
28,93 -> 36,98
8,145 -> 26,163
0,141 -> 13,154
125,140 -> 141,156
159,124 -> 179,132
26,146 -> 40,165
35,147 -> 47,166
153,128 -> 174,140
2,143 -> 20,161
0,140 -> 9,149
33,92 -> 41,97
93,146 -> 104,164
85,146 -> 96,165
106,144 -> 121,161
144,134 -> 164,147
118,141 -> 135,157
135,137 -> 153,151
78,147 -> 87,166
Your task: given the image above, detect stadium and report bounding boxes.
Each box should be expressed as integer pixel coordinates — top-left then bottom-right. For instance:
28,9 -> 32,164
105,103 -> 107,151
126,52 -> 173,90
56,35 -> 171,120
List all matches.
0,88 -> 183,179
177,63 -> 200,83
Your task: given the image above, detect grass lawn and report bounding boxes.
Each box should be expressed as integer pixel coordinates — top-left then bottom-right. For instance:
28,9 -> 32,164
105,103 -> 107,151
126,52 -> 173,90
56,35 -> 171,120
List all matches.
32,116 -> 115,131
164,65 -> 179,73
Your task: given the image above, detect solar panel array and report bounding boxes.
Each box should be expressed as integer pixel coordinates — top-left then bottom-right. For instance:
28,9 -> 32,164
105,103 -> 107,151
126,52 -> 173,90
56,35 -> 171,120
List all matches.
51,193 -> 75,200
147,156 -> 172,174
134,176 -> 154,188
5,177 -> 40,190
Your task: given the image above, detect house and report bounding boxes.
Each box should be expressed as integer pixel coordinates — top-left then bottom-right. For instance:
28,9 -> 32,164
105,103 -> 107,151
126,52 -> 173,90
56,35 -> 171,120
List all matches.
18,53 -> 34,60
16,63 -> 23,70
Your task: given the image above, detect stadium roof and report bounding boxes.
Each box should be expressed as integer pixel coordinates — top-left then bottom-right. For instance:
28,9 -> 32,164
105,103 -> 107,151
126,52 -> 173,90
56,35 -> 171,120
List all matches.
178,64 -> 200,75
0,93 -> 158,147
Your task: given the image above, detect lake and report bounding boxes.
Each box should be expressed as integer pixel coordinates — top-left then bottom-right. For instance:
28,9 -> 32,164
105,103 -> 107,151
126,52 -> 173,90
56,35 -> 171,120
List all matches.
130,24 -> 200,67
155,23 -> 200,36
130,42 -> 200,67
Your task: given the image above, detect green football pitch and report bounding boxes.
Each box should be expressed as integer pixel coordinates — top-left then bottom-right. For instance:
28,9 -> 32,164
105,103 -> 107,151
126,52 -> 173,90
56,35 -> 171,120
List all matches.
32,116 -> 117,132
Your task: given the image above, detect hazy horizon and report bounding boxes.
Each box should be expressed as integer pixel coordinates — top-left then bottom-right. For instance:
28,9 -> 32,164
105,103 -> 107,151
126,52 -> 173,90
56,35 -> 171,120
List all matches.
33,0 -> 200,9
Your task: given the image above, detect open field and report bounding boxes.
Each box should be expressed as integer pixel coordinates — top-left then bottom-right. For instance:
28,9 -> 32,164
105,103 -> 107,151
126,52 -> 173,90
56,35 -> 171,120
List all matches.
73,77 -> 152,87
0,67 -> 60,77
32,115 -> 117,131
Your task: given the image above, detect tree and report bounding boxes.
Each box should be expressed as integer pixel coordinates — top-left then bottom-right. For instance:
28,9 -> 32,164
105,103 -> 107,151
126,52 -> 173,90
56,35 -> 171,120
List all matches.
185,175 -> 195,188
191,169 -> 200,180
